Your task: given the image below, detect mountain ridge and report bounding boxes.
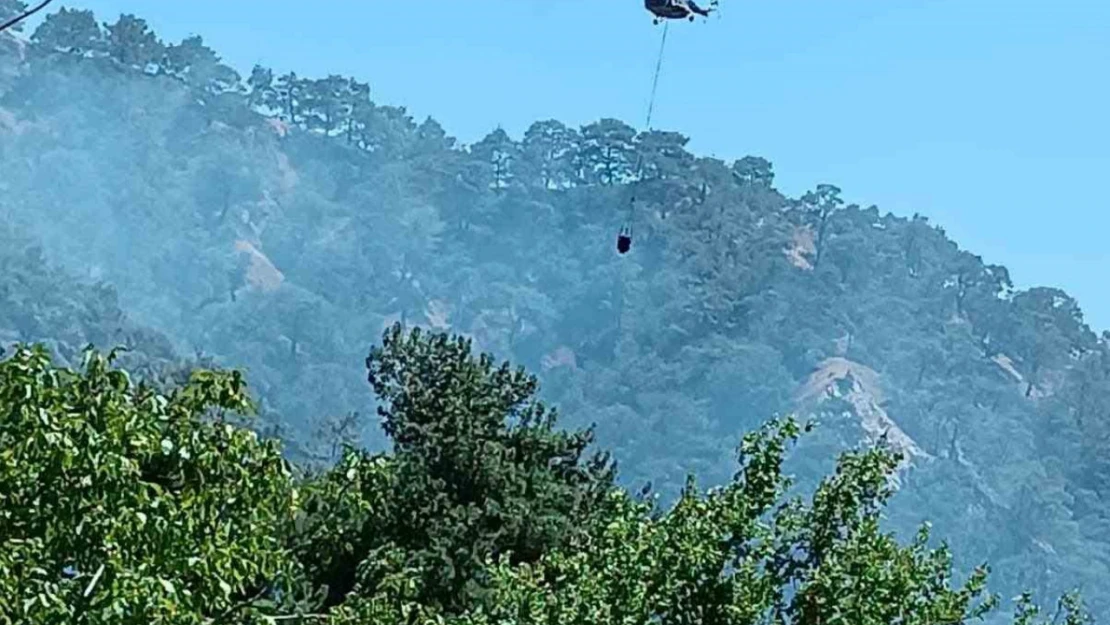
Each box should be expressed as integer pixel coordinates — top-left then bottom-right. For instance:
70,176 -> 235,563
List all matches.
3,9 -> 1110,618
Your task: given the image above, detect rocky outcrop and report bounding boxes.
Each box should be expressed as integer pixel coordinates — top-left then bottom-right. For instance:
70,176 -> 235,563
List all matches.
795,357 -> 931,474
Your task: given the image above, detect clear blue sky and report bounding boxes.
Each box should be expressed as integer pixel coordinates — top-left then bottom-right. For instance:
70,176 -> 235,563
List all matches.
38,1 -> 1110,330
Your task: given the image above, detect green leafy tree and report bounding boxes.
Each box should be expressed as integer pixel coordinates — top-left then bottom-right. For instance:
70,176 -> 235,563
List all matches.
103,14 -> 162,69
355,104 -> 417,155
414,116 -> 457,153
941,250 -> 1012,326
245,63 -> 274,109
272,71 -> 303,123
340,77 -> 371,145
731,155 -> 775,187
30,7 -> 106,55
161,34 -> 239,95
353,323 -> 618,612
453,418 -> 1077,625
578,118 -> 637,186
469,127 -> 520,191
302,74 -> 350,136
793,183 -> 845,269
663,172 -> 791,332
519,119 -> 580,190
635,129 -> 694,182
1012,291 -> 1088,396
0,346 -> 301,623
901,213 -> 934,278
629,130 -> 697,222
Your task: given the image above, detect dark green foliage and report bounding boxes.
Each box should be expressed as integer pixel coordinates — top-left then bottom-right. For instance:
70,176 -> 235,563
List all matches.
289,324 -> 621,614
29,7 -> 105,55
104,14 -> 162,69
360,324 -> 616,611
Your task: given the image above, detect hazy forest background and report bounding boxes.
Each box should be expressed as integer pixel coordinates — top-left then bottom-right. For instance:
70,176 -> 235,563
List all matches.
2,4 -> 1110,621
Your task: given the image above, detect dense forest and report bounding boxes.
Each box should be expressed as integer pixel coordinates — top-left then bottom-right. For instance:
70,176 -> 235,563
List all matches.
2,4 -> 1110,621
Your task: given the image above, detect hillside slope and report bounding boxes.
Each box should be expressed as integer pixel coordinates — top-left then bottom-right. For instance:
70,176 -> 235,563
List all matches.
3,11 -> 1110,616
0,221 -> 189,384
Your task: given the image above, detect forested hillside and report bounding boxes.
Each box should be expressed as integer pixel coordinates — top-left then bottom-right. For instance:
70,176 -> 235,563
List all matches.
3,6 -> 1110,618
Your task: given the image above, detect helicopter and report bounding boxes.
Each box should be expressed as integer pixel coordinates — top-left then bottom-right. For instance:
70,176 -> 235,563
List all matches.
617,0 -> 722,255
644,0 -> 717,24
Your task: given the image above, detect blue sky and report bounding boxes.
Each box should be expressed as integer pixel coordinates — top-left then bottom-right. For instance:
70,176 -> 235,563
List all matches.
34,1 -> 1110,330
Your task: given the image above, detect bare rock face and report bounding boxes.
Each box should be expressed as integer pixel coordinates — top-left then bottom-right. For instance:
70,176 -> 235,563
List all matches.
233,239 -> 284,293
794,357 -> 931,480
784,224 -> 816,270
